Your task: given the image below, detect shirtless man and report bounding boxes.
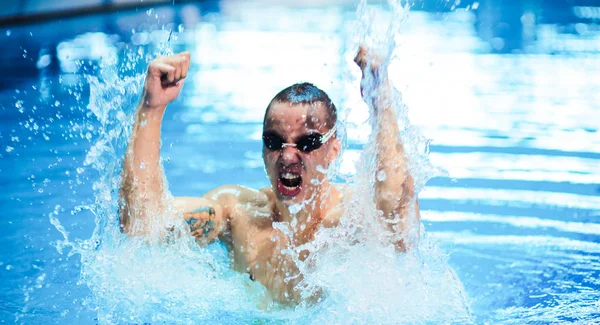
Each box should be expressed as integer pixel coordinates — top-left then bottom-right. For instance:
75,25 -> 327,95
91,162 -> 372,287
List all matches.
119,46 -> 418,304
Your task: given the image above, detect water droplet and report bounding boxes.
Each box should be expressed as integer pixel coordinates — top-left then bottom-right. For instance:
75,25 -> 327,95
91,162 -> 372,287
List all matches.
54,100 -> 60,107
178,24 -> 185,33
140,162 -> 145,169
6,30 -> 11,36
376,170 -> 387,181
146,8 -> 154,15
5,265 -> 13,270
76,167 -> 84,174
289,204 -> 302,214
5,146 -> 14,152
38,188 -> 44,193
15,100 -> 24,113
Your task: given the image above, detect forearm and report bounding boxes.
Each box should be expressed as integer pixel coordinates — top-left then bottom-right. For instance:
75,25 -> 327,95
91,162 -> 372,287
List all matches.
372,87 -> 417,249
119,104 -> 168,235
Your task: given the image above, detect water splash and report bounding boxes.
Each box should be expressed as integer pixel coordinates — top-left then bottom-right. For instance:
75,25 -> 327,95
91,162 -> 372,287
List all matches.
47,1 -> 472,323
293,0 -> 471,322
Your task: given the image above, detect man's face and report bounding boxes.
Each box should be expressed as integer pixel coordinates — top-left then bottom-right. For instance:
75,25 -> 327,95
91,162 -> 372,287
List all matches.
262,101 -> 340,207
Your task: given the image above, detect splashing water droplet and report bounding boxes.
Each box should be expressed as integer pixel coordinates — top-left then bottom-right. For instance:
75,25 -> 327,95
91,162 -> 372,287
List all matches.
15,100 -> 24,113
5,146 -> 14,153
376,170 -> 387,181
6,30 -> 11,36
54,100 -> 60,107
289,204 -> 302,215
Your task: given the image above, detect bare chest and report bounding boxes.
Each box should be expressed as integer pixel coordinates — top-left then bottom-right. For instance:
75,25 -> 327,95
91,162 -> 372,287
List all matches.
227,208 -> 306,302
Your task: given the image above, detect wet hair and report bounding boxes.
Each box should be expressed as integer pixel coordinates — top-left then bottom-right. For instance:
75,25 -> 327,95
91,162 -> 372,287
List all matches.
263,82 -> 337,129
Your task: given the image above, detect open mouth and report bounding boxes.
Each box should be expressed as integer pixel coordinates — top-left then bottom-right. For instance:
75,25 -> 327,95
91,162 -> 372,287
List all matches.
277,172 -> 302,197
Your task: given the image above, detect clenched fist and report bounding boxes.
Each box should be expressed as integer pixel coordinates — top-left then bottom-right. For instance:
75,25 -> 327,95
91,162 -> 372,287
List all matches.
141,52 -> 191,111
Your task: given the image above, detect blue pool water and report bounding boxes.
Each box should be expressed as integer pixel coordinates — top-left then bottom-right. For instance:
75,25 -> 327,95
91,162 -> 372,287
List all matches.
1,0 -> 599,323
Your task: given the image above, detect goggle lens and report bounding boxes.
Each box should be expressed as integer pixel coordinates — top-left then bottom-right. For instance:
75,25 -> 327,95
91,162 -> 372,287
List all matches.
262,133 -> 325,153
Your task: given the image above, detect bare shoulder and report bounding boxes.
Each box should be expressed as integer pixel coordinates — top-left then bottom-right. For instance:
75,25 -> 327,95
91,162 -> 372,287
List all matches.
321,184 -> 346,228
173,185 -> 264,215
227,186 -> 273,231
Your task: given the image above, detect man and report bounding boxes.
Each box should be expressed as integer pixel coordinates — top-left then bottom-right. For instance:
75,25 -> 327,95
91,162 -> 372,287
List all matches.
119,46 -> 418,304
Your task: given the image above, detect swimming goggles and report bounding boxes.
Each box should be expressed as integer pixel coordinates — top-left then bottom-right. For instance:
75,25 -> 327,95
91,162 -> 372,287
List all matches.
262,126 -> 336,153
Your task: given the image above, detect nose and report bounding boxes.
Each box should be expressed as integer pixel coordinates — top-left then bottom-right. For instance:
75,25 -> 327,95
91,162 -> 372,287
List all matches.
280,145 -> 300,164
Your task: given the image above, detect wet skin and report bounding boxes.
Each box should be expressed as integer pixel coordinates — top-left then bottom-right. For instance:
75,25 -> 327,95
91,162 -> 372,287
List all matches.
119,47 -> 418,305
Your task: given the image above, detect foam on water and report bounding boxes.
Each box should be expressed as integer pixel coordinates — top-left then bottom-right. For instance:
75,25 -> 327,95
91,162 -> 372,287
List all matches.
50,1 -> 472,323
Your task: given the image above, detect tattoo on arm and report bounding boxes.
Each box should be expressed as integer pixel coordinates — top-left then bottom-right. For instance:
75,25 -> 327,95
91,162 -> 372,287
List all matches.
185,206 -> 216,240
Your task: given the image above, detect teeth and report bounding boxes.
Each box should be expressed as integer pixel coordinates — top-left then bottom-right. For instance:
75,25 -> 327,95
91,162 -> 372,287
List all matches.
281,173 -> 300,180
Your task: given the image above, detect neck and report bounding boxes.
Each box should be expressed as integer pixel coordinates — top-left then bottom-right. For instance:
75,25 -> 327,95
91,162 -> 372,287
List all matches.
275,180 -> 334,244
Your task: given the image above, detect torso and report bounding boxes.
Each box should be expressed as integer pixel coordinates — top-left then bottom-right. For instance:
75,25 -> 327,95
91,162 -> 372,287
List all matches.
218,186 -> 344,304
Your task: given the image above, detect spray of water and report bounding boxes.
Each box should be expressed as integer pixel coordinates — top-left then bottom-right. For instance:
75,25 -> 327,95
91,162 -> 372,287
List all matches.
289,1 -> 471,323
48,1 -> 472,323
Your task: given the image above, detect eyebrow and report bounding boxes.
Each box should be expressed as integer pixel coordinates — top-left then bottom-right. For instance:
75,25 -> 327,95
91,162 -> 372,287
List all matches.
262,130 -> 324,142
262,129 -> 283,137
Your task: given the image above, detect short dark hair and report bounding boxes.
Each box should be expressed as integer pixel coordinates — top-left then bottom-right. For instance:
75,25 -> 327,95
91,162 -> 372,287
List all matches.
263,82 -> 337,129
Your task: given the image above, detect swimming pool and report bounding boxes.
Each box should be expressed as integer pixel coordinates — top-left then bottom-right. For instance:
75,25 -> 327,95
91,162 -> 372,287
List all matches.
1,0 -> 599,323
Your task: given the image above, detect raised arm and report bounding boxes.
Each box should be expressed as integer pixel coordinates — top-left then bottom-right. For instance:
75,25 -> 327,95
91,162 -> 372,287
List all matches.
354,46 -> 420,251
119,52 -> 191,236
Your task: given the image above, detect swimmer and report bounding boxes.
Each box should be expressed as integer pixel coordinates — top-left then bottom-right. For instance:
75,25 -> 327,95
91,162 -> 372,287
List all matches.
119,46 -> 419,304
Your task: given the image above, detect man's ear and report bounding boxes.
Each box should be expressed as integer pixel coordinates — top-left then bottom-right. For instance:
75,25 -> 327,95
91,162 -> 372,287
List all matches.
327,138 -> 342,164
